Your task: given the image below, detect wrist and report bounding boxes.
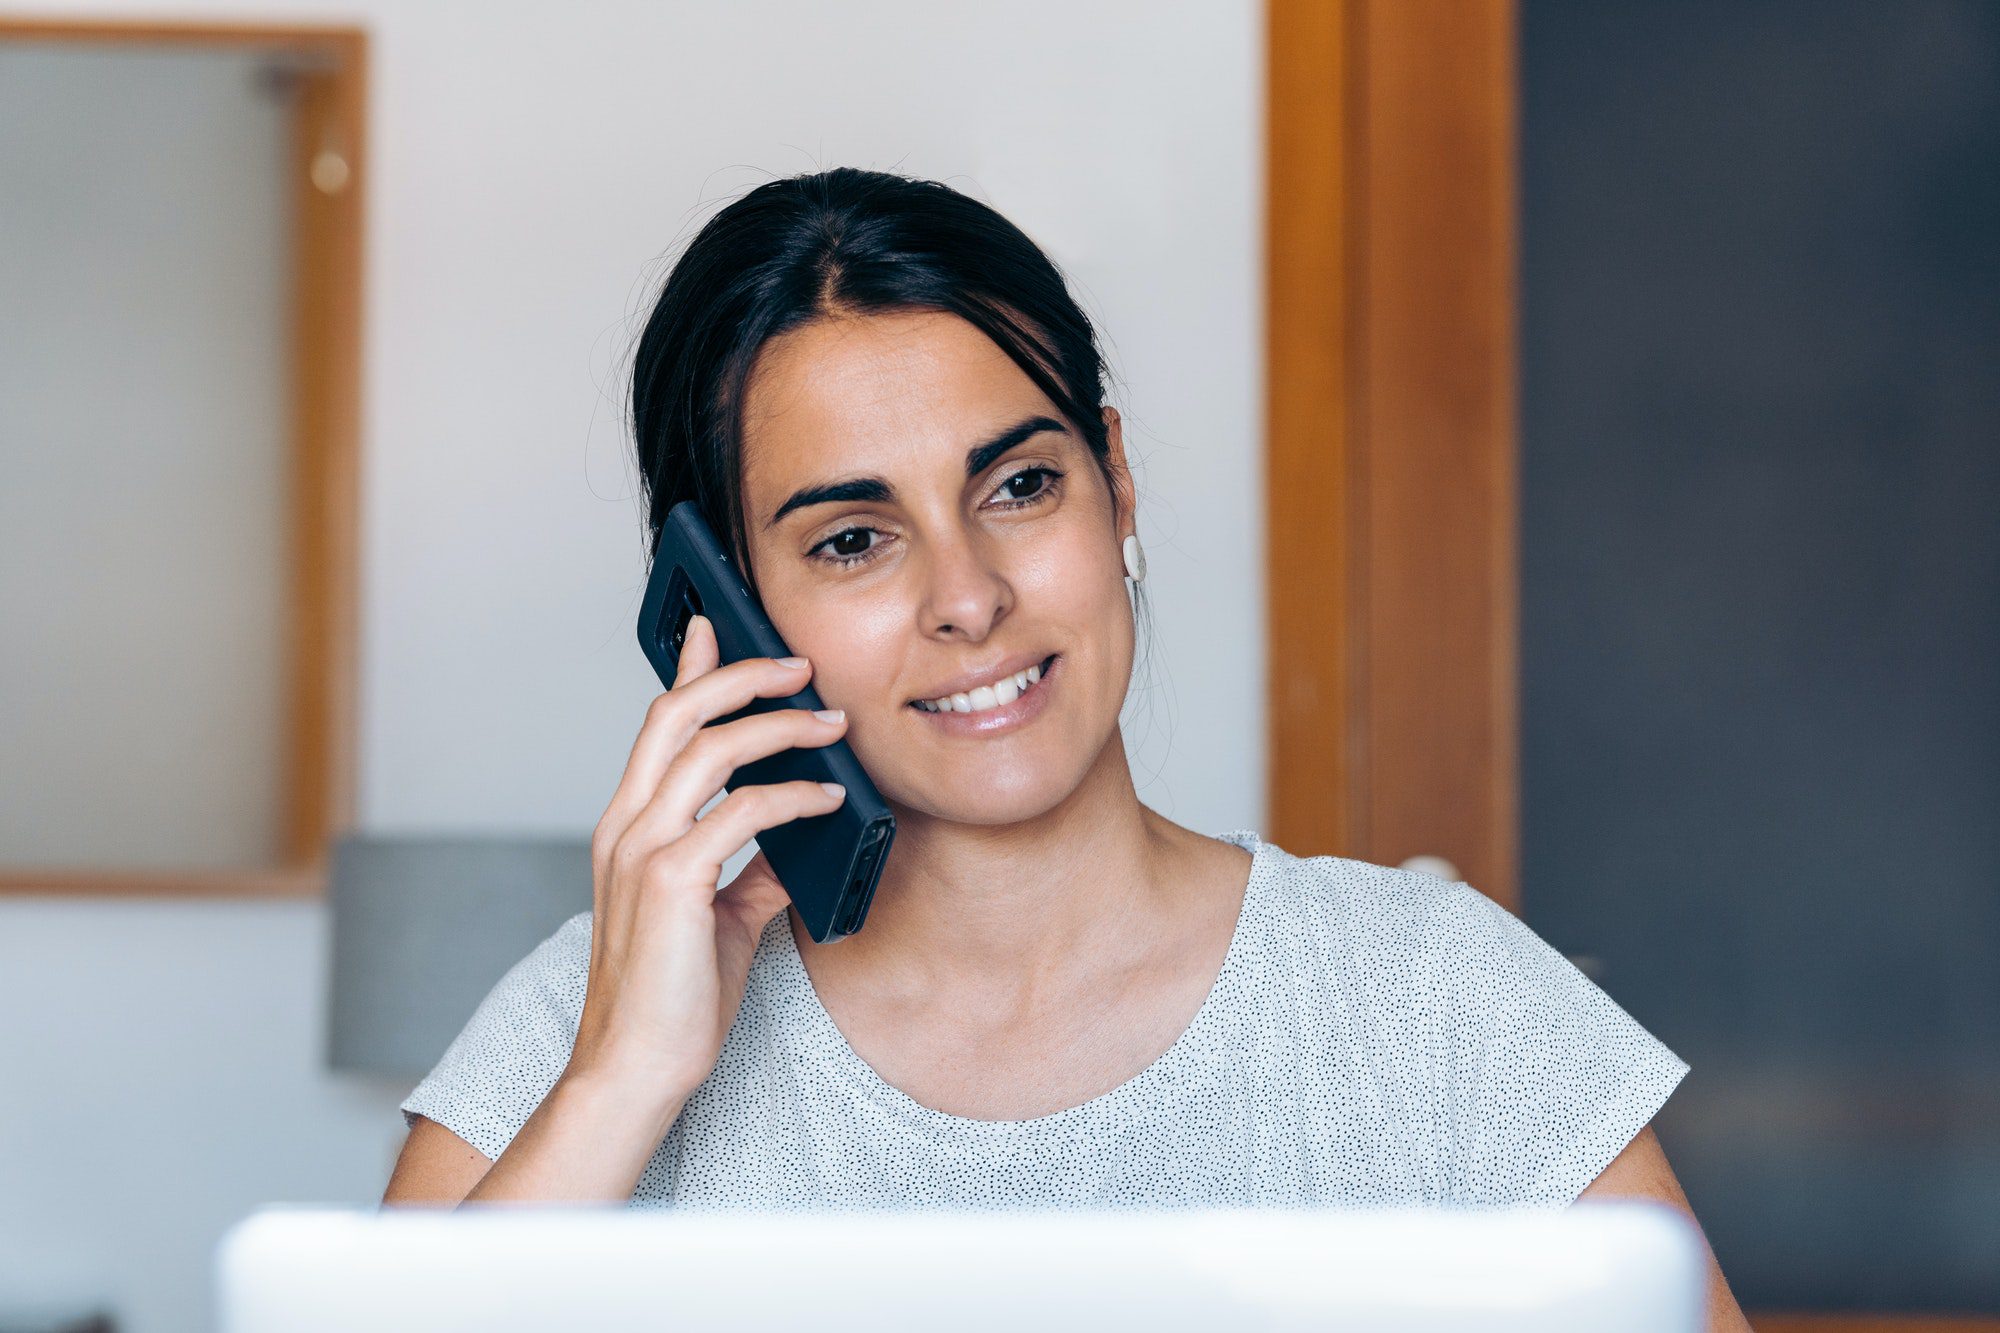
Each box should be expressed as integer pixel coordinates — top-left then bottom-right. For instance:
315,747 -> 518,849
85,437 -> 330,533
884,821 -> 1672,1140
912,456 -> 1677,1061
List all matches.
556,1061 -> 693,1141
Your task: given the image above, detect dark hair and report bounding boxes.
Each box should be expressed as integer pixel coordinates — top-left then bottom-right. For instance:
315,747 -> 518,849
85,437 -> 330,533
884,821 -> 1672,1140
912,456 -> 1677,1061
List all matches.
627,167 -> 1135,597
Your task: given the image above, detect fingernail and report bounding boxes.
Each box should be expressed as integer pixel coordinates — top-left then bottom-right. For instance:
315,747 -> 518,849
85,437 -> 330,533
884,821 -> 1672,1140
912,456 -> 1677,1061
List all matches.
819,782 -> 846,798
777,656 -> 808,668
813,708 -> 845,723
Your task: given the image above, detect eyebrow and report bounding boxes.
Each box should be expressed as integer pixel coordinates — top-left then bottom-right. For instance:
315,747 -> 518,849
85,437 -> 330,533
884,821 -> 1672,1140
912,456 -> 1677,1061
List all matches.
764,414 -> 1072,529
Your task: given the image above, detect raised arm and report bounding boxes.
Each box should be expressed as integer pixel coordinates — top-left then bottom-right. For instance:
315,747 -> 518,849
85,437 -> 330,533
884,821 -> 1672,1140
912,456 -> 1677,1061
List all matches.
382,1073 -> 686,1208
380,612 -> 847,1207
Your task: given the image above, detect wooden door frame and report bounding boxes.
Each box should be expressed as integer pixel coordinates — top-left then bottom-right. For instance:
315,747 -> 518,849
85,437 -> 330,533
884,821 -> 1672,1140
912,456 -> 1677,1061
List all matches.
1267,0 -> 1519,910
0,17 -> 365,897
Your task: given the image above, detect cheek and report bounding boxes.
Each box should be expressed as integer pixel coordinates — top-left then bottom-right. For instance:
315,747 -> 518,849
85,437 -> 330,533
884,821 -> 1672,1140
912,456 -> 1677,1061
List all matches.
777,596 -> 904,712
1018,526 -> 1126,625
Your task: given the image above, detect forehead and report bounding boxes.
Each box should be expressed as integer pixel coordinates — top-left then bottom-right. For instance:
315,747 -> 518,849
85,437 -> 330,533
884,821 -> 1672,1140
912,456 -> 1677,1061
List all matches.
739,308 -> 1057,497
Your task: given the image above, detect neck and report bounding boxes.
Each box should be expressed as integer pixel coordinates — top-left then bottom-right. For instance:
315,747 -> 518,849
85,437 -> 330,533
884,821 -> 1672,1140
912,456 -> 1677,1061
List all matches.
795,732 -> 1177,995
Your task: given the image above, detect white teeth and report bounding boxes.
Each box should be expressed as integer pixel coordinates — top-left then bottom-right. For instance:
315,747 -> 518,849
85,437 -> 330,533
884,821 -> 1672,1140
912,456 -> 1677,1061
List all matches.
915,659 -> 1048,715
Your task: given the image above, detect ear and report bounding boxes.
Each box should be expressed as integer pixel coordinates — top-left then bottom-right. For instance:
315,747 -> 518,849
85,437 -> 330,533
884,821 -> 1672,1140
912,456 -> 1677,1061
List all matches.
1102,405 -> 1136,538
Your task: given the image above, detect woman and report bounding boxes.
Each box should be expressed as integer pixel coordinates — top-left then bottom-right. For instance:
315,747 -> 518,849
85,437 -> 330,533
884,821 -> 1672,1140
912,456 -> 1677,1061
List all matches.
383,168 -> 1750,1329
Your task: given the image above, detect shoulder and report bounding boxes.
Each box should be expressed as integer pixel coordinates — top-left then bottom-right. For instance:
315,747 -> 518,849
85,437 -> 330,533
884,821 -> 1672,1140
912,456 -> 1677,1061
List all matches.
397,908 -> 596,1160
1247,835 -> 1690,1205
1246,835 -> 1615,1028
1250,836 -> 1506,967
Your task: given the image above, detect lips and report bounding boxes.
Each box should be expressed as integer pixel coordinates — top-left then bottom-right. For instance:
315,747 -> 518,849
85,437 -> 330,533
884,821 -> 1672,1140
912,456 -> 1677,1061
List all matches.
911,655 -> 1052,715
906,651 -> 1056,713
908,652 -> 1061,734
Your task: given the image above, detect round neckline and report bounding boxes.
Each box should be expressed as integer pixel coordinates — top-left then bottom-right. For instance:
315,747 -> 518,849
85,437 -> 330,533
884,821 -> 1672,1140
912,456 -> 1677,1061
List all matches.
773,828 -> 1268,1133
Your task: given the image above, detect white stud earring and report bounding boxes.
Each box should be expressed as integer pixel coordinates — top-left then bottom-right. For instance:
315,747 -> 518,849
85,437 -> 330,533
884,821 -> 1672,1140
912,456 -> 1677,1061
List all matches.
1122,533 -> 1147,583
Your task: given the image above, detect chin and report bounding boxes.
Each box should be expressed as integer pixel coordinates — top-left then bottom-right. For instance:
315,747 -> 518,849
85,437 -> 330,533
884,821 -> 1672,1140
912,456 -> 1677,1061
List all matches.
905,787 -> 1068,828
924,784 -> 1080,824
874,745 -> 1102,828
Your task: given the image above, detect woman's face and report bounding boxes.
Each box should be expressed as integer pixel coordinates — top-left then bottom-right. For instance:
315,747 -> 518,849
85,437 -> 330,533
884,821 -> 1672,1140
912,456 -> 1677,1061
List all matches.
737,308 -> 1135,826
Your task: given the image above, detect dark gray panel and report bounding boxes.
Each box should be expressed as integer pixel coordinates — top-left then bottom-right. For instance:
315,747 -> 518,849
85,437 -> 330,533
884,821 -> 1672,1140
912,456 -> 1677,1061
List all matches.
1523,0 -> 1999,1310
325,834 -> 593,1077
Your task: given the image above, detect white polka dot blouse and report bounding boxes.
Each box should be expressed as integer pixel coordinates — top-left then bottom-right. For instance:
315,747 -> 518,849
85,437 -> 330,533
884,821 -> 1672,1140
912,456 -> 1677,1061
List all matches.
400,829 -> 1689,1209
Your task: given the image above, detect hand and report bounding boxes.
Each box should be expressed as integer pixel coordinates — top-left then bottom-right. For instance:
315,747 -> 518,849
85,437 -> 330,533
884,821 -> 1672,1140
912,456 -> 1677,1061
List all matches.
568,613 -> 848,1105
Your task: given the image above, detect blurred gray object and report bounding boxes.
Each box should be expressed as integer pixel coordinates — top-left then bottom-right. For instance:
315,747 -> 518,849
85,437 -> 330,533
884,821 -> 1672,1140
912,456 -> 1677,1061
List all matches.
0,1313 -> 113,1333
326,833 -> 593,1076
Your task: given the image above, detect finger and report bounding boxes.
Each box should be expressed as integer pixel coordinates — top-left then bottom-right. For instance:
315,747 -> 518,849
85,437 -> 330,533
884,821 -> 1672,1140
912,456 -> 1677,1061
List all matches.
594,687 -> 694,864
614,655 -> 816,810
663,649 -> 817,735
624,706 -> 848,848
597,650 -> 813,852
658,780 -> 848,902
600,611 -> 715,854
671,612 -> 719,687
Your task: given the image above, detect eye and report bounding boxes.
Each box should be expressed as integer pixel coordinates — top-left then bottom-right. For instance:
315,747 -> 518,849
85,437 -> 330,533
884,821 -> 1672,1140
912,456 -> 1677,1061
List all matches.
807,524 -> 890,569
805,466 -> 1065,571
989,465 -> 1064,509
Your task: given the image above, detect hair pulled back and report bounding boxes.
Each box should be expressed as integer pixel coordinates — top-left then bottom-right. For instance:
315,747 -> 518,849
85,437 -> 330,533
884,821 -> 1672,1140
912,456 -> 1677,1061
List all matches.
628,168 -> 1127,592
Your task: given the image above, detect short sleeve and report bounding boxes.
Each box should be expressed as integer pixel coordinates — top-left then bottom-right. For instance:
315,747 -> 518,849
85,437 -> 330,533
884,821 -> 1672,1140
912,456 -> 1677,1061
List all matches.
398,910 -> 593,1161
1423,881 -> 1689,1208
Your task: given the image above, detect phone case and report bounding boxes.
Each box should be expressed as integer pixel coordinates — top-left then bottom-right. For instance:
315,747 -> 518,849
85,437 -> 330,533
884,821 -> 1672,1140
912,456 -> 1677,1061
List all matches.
636,498 -> 895,942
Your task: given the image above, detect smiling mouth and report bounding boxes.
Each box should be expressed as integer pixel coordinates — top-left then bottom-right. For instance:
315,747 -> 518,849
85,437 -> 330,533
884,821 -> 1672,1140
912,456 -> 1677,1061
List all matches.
909,654 -> 1057,715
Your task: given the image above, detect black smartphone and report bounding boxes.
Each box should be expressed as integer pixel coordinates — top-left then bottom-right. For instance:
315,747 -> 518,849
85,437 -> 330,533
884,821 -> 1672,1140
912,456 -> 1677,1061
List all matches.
636,498 -> 895,943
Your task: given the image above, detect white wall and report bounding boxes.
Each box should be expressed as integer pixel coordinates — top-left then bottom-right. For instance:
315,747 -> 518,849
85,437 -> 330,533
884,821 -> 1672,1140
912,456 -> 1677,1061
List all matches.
0,4 -> 1263,1330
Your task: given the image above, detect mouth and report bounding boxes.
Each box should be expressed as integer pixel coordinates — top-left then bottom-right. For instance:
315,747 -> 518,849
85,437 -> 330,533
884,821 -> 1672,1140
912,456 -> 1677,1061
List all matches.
907,653 -> 1059,732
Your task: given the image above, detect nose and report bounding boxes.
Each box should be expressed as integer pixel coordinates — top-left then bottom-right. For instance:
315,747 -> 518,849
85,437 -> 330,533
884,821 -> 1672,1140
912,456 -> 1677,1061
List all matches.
916,529 -> 1011,641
